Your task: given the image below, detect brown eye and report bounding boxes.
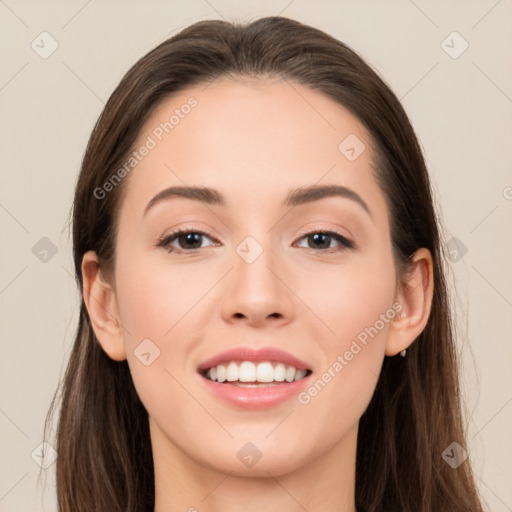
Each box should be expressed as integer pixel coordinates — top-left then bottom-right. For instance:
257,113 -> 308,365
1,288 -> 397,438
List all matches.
295,230 -> 354,251
156,229 -> 217,254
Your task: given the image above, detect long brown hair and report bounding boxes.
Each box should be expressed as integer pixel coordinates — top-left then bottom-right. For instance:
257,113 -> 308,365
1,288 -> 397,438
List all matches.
45,16 -> 486,511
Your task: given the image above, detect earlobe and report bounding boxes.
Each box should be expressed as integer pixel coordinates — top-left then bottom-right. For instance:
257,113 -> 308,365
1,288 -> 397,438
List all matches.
81,250 -> 126,361
385,248 -> 434,356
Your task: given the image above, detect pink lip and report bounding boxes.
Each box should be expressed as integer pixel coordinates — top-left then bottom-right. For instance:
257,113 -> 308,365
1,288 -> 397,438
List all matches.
198,373 -> 313,410
197,346 -> 311,372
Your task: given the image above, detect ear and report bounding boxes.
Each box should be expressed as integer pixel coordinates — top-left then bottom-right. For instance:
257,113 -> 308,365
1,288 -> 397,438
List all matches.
385,248 -> 434,356
81,250 -> 126,361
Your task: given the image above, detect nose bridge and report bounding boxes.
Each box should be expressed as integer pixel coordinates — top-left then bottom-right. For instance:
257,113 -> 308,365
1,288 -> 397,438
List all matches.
221,232 -> 294,324
233,233 -> 280,296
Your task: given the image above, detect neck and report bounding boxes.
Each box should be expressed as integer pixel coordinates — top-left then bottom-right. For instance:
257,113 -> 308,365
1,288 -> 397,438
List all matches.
151,418 -> 358,512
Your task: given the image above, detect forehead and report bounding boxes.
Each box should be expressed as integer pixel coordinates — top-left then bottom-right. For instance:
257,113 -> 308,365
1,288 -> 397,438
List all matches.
119,77 -> 385,221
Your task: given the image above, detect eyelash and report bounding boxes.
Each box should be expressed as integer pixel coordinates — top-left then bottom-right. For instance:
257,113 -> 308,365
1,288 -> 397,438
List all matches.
155,227 -> 355,255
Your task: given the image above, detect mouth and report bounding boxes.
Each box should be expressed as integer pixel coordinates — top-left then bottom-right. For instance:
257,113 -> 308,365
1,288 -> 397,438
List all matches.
196,346 -> 313,408
199,361 -> 313,386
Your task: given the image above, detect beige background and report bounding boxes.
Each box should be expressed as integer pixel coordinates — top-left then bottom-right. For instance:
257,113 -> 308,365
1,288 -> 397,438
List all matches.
1,1 -> 511,510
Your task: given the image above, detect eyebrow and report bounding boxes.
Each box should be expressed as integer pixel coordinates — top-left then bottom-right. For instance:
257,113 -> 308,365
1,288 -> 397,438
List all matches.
143,184 -> 372,218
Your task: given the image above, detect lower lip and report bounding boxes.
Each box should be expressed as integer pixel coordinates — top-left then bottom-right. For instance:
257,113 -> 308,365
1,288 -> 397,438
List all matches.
199,374 -> 312,410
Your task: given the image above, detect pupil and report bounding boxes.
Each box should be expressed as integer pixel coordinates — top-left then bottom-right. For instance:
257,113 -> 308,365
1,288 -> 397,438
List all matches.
180,232 -> 202,248
310,233 -> 330,249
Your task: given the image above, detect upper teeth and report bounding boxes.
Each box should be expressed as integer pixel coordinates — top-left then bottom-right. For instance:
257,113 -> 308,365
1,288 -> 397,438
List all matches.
205,361 -> 308,383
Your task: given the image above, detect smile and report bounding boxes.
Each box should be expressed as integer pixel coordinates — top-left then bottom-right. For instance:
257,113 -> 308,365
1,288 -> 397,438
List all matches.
201,361 -> 311,384
197,346 -> 314,409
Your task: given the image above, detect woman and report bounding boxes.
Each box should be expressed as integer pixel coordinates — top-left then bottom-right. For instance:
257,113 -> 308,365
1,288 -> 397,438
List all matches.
45,16 -> 486,511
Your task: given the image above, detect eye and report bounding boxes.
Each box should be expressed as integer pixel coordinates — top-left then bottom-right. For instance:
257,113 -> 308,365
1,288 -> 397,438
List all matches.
294,229 -> 354,252
156,227 -> 355,255
156,229 -> 218,254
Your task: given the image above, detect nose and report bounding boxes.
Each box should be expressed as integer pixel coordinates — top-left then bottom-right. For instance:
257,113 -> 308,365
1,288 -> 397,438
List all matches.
220,241 -> 295,328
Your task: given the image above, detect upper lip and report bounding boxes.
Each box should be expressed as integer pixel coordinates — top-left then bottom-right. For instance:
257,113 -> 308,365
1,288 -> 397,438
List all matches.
198,346 -> 311,373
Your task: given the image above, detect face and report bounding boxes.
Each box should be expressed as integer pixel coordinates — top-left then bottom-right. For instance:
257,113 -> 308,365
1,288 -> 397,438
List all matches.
110,77 -> 399,476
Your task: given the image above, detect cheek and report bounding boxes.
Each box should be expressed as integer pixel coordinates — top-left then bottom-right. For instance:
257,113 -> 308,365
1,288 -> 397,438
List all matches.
333,269 -> 396,350
113,253 -> 214,410
302,243 -> 396,351
114,253 -> 210,343
113,257 -> 197,435
294,251 -> 396,432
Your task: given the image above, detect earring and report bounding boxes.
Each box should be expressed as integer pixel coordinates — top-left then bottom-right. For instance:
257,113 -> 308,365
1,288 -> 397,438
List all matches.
399,349 -> 407,357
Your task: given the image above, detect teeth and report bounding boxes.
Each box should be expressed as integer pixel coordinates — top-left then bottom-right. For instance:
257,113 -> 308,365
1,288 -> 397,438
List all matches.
226,362 -> 238,382
204,361 -> 309,383
295,369 -> 307,381
240,361 -> 257,382
274,363 -> 286,382
216,364 -> 226,383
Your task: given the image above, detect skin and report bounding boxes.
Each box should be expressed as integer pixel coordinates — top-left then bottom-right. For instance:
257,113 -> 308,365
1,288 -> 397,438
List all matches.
81,77 -> 434,512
